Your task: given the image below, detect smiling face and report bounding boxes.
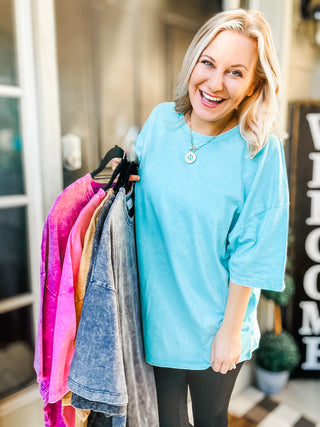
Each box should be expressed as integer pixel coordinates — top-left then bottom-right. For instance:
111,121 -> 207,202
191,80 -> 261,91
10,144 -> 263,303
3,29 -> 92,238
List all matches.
187,30 -> 258,135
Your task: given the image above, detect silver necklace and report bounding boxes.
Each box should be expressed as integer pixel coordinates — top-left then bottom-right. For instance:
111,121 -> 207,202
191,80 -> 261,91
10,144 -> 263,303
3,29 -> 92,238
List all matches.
185,117 -> 231,164
185,127 -> 216,164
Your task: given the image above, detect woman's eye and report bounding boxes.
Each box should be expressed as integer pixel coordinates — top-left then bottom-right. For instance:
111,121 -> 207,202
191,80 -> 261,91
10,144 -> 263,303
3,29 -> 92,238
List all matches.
201,60 -> 213,68
231,70 -> 243,77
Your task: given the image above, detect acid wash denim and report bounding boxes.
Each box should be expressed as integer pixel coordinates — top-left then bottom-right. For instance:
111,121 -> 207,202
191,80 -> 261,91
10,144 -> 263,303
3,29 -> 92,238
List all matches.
68,188 -> 159,427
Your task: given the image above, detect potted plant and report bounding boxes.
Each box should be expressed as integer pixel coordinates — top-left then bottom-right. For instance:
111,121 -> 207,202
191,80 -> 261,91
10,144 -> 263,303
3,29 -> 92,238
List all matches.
255,233 -> 300,394
255,331 -> 300,394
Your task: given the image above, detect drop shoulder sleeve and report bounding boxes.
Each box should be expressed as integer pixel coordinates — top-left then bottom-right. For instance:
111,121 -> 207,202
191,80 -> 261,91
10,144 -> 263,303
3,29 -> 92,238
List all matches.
227,136 -> 290,291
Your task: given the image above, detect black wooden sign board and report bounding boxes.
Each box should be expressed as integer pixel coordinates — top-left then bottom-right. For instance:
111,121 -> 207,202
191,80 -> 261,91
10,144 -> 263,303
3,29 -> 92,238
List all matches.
288,101 -> 320,378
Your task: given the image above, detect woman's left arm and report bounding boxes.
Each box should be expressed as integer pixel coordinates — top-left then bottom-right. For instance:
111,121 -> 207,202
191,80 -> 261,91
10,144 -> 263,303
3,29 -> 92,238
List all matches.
210,281 -> 252,374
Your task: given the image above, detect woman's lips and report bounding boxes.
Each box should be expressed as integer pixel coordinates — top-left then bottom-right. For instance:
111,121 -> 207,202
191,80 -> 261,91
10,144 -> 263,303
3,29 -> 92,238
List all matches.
199,90 -> 225,108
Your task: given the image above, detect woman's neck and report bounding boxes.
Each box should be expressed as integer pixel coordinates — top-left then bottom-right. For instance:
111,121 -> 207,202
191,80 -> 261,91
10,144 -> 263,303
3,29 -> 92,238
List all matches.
186,110 -> 238,136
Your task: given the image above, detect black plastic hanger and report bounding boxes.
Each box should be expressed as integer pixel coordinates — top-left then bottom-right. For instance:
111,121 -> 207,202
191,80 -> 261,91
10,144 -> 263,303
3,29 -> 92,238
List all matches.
113,161 -> 138,193
90,145 -> 125,178
103,158 -> 128,191
102,157 -> 138,193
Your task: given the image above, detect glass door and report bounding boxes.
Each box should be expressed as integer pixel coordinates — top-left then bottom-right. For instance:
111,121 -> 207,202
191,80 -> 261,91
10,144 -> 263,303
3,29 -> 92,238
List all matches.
0,0 -> 43,400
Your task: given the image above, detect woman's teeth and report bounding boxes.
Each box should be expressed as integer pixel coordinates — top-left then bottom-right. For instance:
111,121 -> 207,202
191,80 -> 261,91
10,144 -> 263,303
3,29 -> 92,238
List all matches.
201,91 -> 224,103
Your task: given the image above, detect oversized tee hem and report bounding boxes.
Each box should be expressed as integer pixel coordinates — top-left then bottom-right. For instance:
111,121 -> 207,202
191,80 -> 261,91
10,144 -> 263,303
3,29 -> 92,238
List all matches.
145,345 -> 256,370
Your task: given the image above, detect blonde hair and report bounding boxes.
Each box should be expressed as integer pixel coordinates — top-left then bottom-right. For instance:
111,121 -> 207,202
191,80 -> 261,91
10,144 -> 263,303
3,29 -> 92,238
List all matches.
174,9 -> 280,157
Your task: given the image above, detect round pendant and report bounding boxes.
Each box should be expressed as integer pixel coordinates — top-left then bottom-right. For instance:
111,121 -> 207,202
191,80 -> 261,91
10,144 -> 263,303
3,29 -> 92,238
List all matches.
185,151 -> 196,164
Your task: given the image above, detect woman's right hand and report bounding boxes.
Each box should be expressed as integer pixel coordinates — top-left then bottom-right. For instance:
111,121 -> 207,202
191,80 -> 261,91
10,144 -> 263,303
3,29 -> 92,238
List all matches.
111,158 -> 140,182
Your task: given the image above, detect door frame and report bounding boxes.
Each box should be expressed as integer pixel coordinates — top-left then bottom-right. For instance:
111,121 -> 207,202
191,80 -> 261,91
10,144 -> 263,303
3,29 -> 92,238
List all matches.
0,0 -> 62,414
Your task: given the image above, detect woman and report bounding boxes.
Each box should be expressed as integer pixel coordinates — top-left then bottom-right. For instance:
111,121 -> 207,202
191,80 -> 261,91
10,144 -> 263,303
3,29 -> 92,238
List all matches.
118,8 -> 289,427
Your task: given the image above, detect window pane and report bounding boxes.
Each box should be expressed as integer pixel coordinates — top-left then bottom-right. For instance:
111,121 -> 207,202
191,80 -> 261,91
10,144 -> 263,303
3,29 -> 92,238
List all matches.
0,0 -> 18,85
0,97 -> 24,195
0,305 -> 35,399
0,207 -> 30,300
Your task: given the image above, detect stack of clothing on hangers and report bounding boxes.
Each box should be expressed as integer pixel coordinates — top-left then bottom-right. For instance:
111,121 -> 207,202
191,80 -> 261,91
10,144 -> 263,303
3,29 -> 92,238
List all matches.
34,147 -> 159,427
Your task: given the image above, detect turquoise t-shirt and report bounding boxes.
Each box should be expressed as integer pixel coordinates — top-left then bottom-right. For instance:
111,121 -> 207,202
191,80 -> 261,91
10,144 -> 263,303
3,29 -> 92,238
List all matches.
134,102 -> 289,369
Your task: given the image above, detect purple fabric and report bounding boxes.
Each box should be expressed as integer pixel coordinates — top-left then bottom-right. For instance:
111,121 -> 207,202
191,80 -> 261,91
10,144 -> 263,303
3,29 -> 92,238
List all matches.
34,174 -> 104,426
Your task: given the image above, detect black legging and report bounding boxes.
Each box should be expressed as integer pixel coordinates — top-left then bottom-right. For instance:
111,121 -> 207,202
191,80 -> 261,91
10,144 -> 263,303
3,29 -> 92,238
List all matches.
154,363 -> 243,427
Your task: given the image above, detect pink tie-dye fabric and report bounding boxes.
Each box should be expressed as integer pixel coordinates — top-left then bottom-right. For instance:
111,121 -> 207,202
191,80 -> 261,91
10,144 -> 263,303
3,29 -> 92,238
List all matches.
50,189 -> 106,402
34,174 -> 105,426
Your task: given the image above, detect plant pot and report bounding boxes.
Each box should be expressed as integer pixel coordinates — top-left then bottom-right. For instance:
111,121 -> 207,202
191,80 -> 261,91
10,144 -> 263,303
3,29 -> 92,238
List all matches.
255,365 -> 290,395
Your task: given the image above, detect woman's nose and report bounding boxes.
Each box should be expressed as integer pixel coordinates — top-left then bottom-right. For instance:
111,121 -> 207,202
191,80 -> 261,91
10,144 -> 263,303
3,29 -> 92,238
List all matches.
208,70 -> 224,92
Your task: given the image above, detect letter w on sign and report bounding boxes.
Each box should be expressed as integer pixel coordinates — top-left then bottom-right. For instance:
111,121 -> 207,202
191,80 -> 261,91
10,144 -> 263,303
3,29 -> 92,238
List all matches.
306,113 -> 320,150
